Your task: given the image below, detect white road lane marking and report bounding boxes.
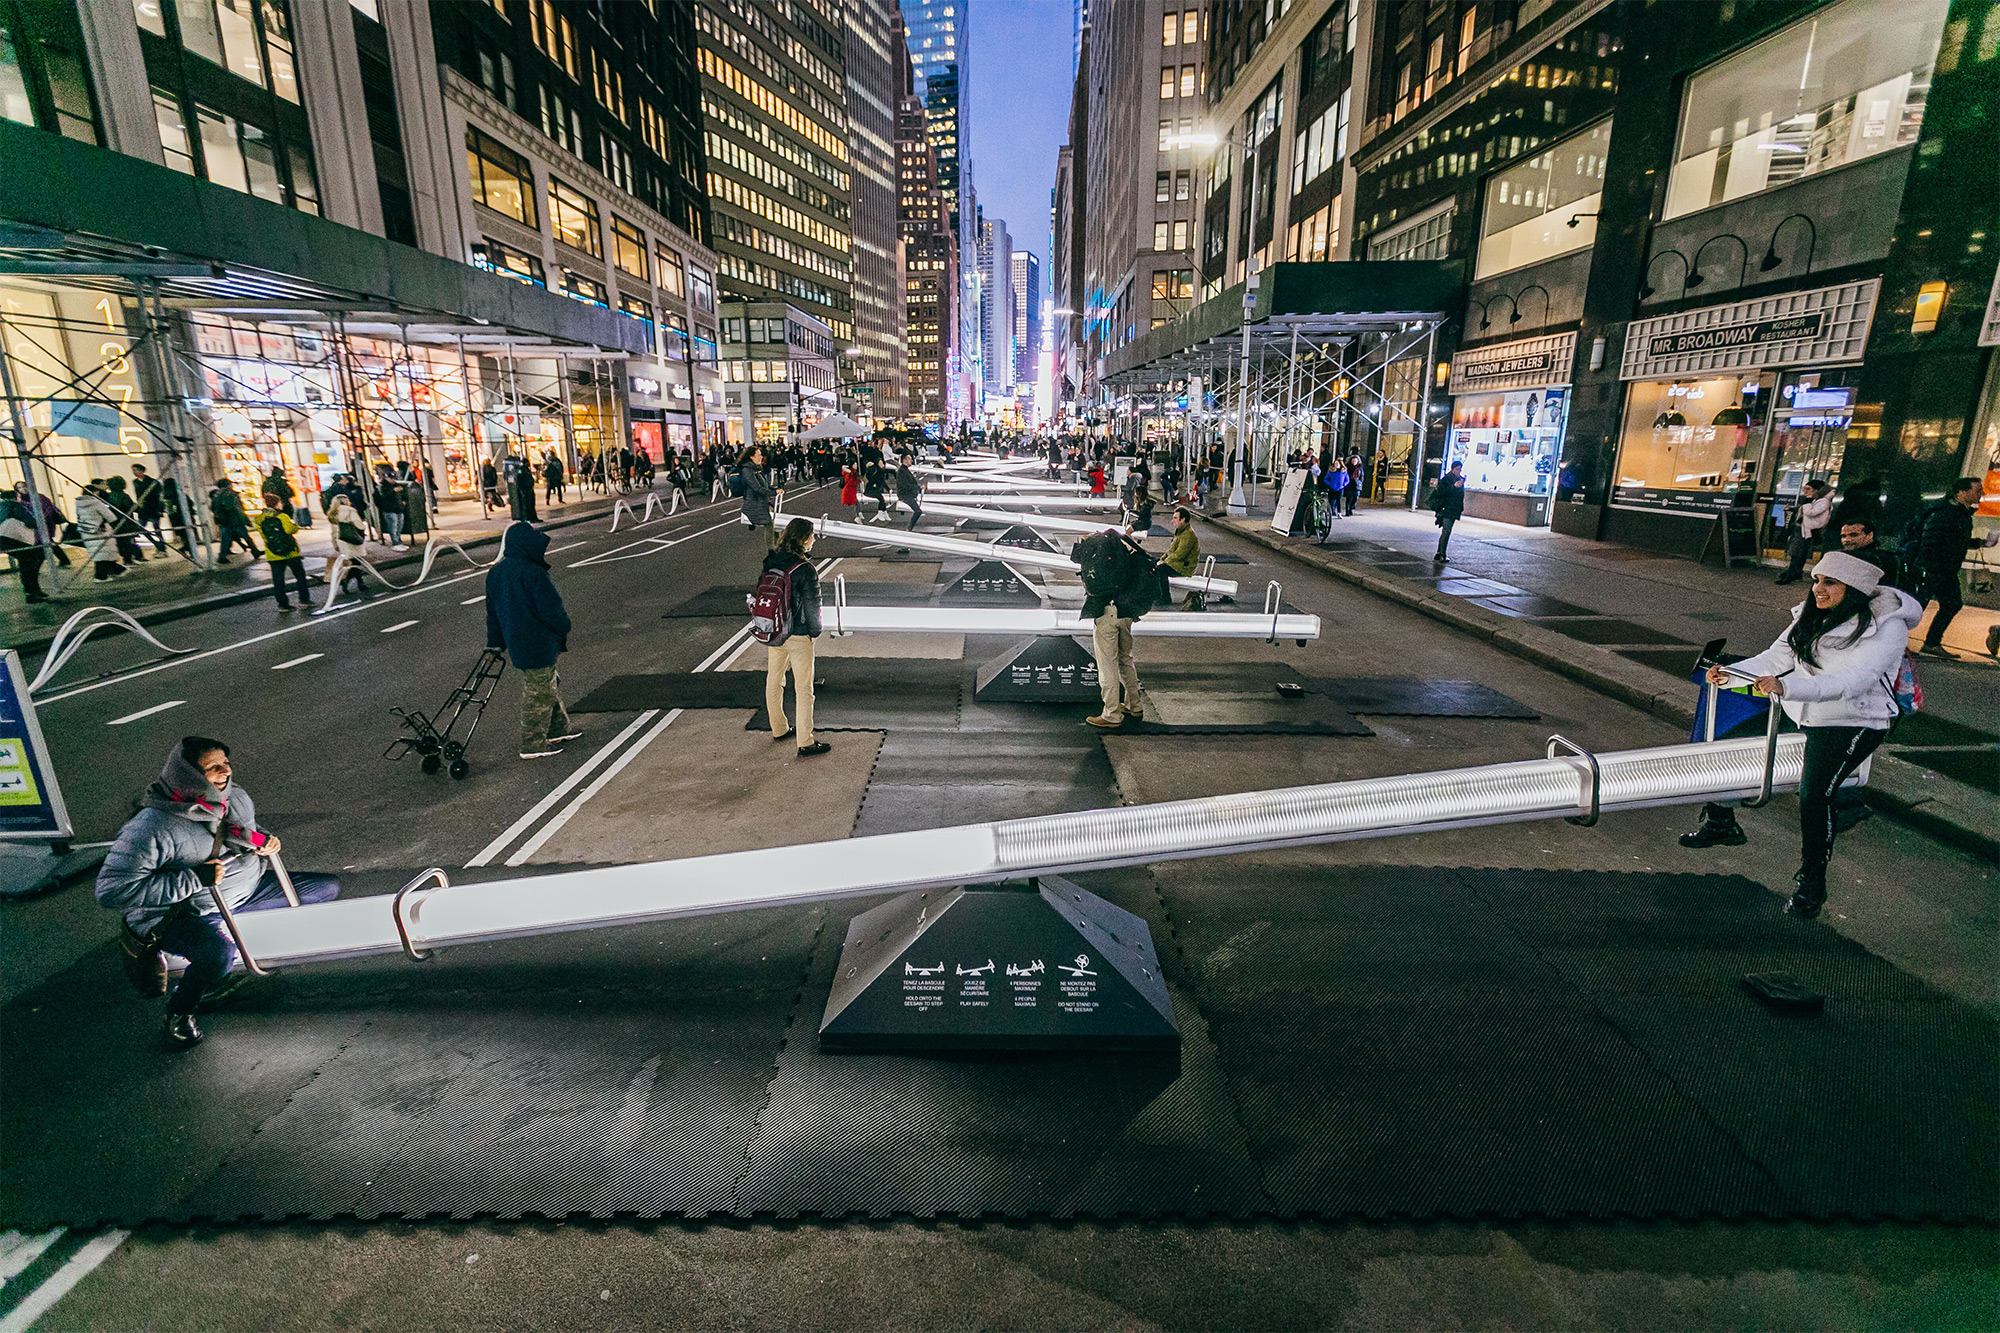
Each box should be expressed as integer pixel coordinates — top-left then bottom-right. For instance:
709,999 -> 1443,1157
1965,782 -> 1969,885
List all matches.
0,1228 -> 64,1283
36,498 -> 772,707
547,541 -> 584,554
505,709 -> 683,865
107,700 -> 184,726
0,1229 -> 128,1333
465,711 -> 662,868
380,619 -> 420,634
462,595 -> 486,604
272,653 -> 324,670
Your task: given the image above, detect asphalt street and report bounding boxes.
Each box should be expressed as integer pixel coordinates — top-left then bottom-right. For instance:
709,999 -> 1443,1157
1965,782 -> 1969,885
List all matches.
3,483 -> 1993,1331
5,485 -> 833,1005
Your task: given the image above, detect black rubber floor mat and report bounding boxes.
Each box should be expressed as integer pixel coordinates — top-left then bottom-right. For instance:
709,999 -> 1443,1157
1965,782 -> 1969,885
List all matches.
1308,677 -> 1540,719
573,659 -> 967,714
1469,594 -> 1597,618
1888,713 -> 1998,747
1157,863 -> 1994,1221
1618,646 -> 1706,676
1532,617 -> 1693,647
851,728 -> 1119,837
747,685 -> 960,733
1889,747 -> 1999,794
10,867 -> 1988,1226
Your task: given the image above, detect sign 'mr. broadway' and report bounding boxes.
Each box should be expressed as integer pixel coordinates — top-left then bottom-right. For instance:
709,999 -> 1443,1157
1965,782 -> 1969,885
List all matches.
1646,312 -> 1826,358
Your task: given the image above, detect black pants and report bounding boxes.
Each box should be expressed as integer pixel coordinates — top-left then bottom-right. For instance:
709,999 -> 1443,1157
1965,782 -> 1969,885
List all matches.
1779,531 -> 1821,580
904,498 -> 922,529
270,555 -> 310,607
10,546 -> 46,600
154,866 -> 341,1014
1434,517 -> 1456,558
1920,566 -> 1963,646
1797,725 -> 1885,881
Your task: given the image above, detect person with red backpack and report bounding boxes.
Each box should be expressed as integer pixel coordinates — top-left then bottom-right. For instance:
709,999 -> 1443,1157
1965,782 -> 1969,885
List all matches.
752,518 -> 830,757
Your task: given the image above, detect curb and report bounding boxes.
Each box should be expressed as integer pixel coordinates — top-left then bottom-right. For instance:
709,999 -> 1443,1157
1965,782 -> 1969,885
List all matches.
9,496 -> 694,658
1209,514 -> 1998,864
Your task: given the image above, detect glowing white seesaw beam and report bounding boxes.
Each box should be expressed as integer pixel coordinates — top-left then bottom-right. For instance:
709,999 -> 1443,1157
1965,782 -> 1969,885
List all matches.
930,476 -> 1087,492
778,512 -> 1237,597
821,604 -> 1319,639
228,732 -> 1809,968
922,501 -> 1138,537
917,493 -> 1121,511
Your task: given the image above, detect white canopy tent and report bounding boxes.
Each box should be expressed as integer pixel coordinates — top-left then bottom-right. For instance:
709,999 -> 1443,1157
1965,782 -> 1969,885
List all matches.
797,413 -> 871,441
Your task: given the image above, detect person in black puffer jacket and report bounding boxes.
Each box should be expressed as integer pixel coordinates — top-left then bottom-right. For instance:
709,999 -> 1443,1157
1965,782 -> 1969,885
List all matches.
1909,478 -> 1990,658
1076,529 -> 1157,729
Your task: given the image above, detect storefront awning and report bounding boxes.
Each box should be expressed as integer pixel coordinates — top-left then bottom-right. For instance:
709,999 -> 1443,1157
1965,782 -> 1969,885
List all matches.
0,120 -> 644,356
1101,259 -> 1464,388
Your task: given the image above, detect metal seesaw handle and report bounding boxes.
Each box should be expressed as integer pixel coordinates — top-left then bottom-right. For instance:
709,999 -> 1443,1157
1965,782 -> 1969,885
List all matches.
1264,580 -> 1282,643
267,849 -> 301,907
393,867 -> 451,961
206,880 -> 273,977
1546,734 -> 1602,827
1742,693 -> 1785,809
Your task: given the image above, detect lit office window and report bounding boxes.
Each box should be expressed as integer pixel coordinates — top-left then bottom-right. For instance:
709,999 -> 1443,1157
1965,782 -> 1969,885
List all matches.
549,177 -> 602,256
466,127 -> 536,225
1474,118 -> 1611,278
1662,0 -> 1947,220
152,88 -> 194,171
611,215 -> 648,279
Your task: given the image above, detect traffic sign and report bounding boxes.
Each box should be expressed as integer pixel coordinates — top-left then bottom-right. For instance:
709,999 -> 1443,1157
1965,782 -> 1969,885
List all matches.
0,651 -> 72,842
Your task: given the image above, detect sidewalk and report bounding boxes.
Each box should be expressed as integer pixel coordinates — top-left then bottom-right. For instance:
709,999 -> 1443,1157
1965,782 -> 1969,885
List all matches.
1211,499 -> 1997,860
1,485 -> 699,654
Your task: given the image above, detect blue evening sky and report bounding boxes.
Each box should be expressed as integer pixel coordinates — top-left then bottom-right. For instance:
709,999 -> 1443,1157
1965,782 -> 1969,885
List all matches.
966,0 -> 1074,295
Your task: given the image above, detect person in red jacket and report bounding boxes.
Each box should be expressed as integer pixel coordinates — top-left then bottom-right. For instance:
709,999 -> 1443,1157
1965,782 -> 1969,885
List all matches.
838,461 -> 860,516
1087,462 -> 1107,496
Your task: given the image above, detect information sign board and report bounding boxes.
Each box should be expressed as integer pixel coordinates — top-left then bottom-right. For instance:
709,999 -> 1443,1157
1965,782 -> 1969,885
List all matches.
0,651 -> 72,841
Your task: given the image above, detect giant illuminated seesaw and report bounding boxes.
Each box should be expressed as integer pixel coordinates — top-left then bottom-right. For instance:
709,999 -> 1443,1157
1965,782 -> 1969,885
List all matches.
775,512 -> 1238,598
921,500 -> 1150,537
224,730 -> 1806,969
818,597 -> 1320,643
916,491 -> 1116,510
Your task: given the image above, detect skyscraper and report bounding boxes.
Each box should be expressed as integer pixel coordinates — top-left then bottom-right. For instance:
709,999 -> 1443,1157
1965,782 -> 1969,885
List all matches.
977,212 -> 1013,400
900,0 -> 972,422
843,0 -> 908,419
895,16 -> 955,422
693,0 -> 854,343
1011,249 -> 1041,388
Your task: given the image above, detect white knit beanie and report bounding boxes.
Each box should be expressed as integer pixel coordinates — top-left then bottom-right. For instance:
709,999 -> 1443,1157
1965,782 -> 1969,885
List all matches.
1812,549 -> 1883,594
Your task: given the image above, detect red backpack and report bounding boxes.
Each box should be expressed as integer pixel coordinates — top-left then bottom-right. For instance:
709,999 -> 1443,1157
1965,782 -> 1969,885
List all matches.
747,560 -> 796,645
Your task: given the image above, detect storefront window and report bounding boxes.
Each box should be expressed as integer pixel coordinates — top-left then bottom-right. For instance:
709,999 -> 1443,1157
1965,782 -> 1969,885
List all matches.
1662,0 -> 1947,220
1613,373 -> 1774,511
1474,118 -> 1610,279
1446,388 -> 1566,497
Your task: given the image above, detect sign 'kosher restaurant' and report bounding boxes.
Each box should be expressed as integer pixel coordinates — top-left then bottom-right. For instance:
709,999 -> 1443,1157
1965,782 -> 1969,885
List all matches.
1645,312 -> 1827,358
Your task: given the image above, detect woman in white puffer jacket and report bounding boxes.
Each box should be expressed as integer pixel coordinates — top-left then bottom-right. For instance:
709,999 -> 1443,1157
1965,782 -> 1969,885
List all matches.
1704,550 -> 1923,918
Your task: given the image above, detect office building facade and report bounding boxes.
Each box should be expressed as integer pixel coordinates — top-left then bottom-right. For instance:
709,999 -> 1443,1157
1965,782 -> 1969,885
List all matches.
842,0 -> 909,420
1,0 -> 721,542
692,0 -> 854,355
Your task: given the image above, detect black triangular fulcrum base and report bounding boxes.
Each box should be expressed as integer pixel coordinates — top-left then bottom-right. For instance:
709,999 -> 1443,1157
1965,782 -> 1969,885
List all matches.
819,876 -> 1179,1051
992,523 -> 1062,552
974,634 -> 1101,702
940,558 -> 1044,605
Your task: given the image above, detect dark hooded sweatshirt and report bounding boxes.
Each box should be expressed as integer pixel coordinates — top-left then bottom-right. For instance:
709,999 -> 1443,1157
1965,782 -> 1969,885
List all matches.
486,522 -> 571,670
